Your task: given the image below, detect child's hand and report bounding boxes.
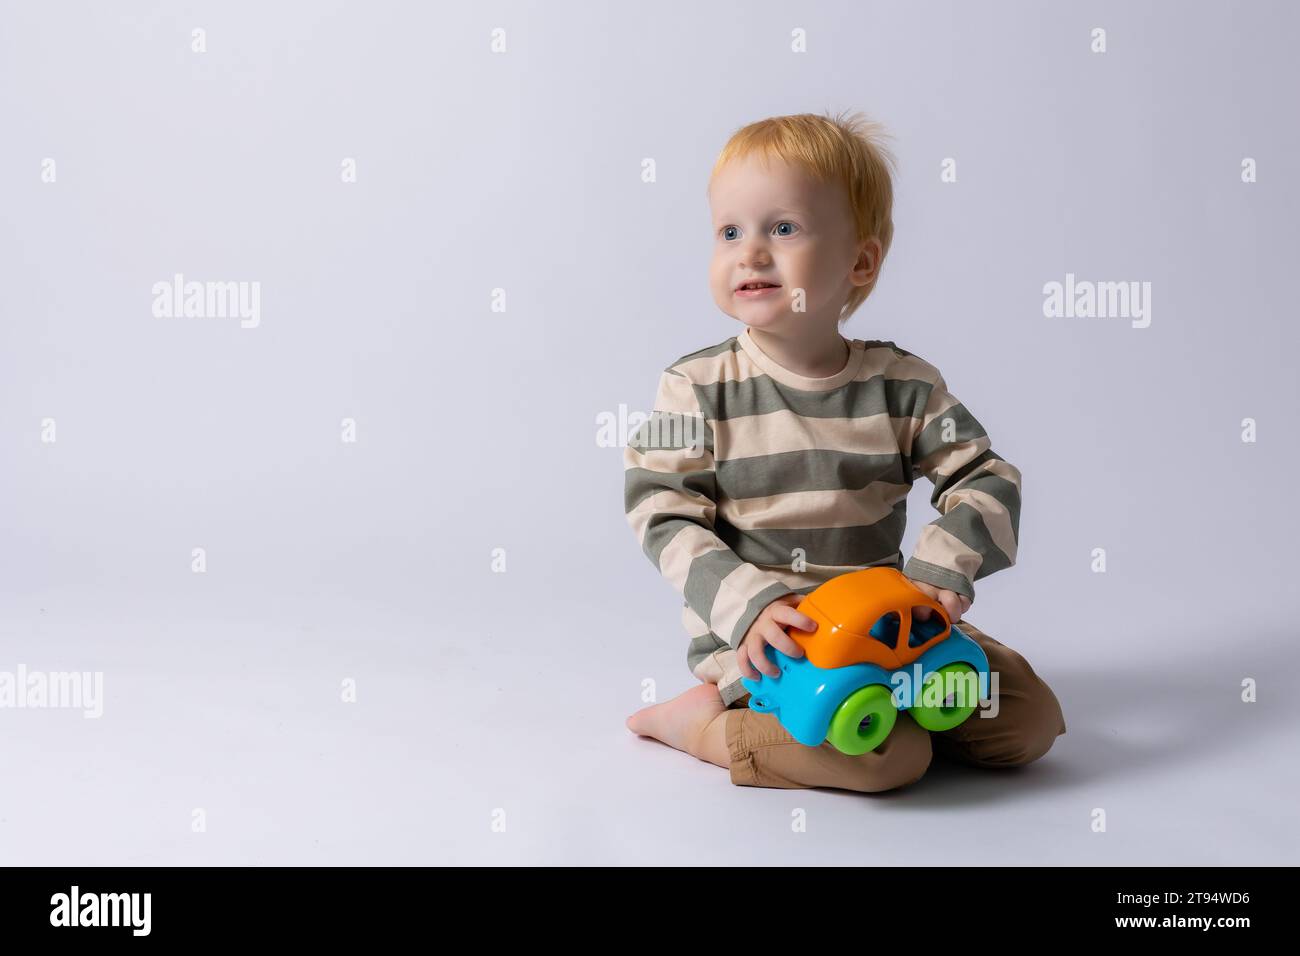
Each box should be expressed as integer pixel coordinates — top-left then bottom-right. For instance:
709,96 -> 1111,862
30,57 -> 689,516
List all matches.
736,594 -> 816,681
906,578 -> 972,624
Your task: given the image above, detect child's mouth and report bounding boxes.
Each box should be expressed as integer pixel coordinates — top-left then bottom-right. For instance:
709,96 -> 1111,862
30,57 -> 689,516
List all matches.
735,282 -> 782,299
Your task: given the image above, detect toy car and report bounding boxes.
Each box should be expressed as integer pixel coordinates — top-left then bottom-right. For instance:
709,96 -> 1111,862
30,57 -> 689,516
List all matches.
739,567 -> 991,755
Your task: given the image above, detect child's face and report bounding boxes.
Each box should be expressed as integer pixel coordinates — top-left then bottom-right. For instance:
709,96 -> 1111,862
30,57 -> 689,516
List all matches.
708,153 -> 871,334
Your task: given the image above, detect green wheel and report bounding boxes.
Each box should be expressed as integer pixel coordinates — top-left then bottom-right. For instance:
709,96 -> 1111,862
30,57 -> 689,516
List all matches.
909,663 -> 979,732
826,684 -> 897,755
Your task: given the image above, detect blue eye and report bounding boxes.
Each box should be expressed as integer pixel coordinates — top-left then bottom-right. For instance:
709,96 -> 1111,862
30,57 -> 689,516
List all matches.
721,225 -> 740,241
774,221 -> 798,236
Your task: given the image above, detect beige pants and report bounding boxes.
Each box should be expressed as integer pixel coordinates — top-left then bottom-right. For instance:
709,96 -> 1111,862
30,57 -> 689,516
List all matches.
723,620 -> 1066,791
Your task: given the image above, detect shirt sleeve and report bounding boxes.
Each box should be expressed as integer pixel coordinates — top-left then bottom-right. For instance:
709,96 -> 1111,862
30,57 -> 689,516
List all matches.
623,368 -> 797,650
901,370 -> 1023,602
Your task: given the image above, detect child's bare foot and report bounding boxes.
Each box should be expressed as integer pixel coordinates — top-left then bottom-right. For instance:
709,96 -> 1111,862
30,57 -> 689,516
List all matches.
626,682 -> 730,768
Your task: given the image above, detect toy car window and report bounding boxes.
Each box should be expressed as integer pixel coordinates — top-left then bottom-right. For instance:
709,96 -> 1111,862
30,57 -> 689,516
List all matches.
907,610 -> 947,648
867,612 -> 901,648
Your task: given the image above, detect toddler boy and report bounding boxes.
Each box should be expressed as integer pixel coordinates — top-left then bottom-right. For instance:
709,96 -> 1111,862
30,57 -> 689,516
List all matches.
622,112 -> 1065,791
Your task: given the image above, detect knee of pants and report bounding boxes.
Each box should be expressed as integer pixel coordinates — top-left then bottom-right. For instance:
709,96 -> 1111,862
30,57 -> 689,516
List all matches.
958,629 -> 1067,768
847,716 -> 934,792
974,685 -> 1065,768
731,709 -> 935,793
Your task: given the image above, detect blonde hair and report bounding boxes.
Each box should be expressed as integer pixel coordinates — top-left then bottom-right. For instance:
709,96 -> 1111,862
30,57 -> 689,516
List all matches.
708,110 -> 898,323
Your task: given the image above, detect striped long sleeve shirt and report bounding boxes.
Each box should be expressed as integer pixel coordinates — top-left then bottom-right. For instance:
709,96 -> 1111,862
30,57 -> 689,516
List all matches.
622,327 -> 1023,705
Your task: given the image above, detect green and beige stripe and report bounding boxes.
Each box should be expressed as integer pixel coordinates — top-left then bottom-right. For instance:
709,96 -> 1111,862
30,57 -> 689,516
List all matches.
624,336 -> 1021,646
